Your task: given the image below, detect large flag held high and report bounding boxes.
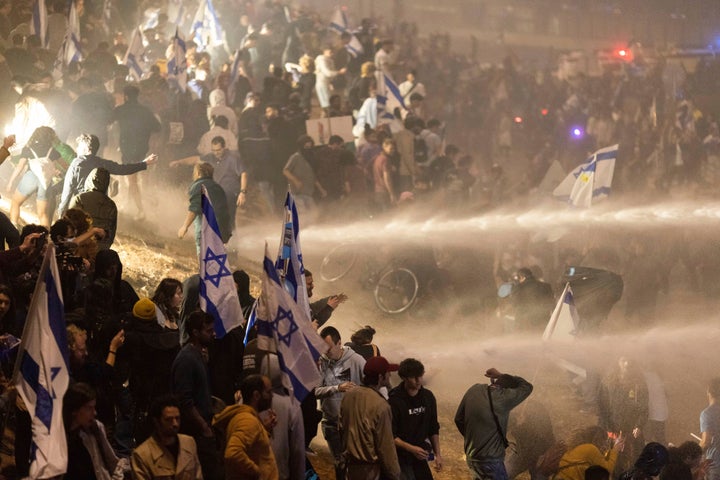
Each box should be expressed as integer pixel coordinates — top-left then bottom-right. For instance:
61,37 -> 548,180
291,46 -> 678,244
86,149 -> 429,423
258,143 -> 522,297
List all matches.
31,0 -> 48,48
199,185 -> 242,338
257,244 -> 328,402
14,243 -> 70,479
328,8 -> 363,58
553,144 -> 618,208
167,27 -> 188,92
275,192 -> 311,319
124,27 -> 148,81
191,0 -> 224,52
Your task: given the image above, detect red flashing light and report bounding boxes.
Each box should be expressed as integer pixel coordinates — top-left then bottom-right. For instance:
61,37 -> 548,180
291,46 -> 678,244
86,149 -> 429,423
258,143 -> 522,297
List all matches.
541,108 -> 549,116
514,116 -> 523,124
618,49 -> 627,57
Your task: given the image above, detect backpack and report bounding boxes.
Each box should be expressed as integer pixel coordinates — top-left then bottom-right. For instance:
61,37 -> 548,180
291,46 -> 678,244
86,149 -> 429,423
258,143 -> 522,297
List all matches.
537,442 -> 569,477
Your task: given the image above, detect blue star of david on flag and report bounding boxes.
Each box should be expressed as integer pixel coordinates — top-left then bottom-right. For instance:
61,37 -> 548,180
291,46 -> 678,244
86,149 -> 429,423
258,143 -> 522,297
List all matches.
271,306 -> 299,347
203,247 -> 231,288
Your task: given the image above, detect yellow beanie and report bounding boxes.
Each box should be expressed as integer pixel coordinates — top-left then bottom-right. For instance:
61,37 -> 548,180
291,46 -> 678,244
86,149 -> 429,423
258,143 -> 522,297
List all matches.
133,298 -> 156,321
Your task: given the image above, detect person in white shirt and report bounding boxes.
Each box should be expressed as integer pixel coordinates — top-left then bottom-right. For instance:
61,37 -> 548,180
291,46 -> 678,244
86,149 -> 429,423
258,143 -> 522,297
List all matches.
315,47 -> 346,112
398,70 -> 427,104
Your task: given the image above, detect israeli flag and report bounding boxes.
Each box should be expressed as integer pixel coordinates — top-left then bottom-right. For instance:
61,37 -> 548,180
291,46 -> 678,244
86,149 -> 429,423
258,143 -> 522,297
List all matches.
553,144 -> 618,208
199,185 -> 242,338
31,0 -> 48,48
63,0 -> 83,65
329,8 -> 364,58
275,192 -> 311,320
191,0 -> 224,52
14,243 -> 70,479
167,27 -> 188,92
124,28 -> 148,81
257,244 -> 328,402
376,71 -> 407,128
542,283 -> 579,341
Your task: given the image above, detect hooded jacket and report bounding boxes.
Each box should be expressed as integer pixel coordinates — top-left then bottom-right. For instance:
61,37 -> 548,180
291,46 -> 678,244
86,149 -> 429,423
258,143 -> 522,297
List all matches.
315,347 -> 366,422
69,167 -> 117,250
213,404 -> 279,480
207,89 -> 238,135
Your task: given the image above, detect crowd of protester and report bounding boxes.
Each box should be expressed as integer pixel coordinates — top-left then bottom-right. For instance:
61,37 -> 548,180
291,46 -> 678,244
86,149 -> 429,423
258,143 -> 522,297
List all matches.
1,0 -> 720,479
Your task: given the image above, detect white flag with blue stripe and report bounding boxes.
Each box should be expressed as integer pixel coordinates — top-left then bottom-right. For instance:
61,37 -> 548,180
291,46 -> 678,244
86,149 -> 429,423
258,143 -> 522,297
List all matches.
553,144 -> 618,208
376,71 -> 407,124
124,28 -> 148,81
329,8 -> 363,58
275,192 -> 311,320
257,244 -> 328,402
191,0 -> 224,52
62,0 -> 83,65
167,27 -> 188,92
14,243 -> 70,479
199,185 -> 242,339
543,282 -> 579,341
31,0 -> 48,48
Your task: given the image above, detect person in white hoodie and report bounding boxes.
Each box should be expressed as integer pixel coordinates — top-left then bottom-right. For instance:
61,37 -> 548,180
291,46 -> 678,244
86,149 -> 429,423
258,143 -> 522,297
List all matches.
316,326 -> 366,480
207,89 -> 238,136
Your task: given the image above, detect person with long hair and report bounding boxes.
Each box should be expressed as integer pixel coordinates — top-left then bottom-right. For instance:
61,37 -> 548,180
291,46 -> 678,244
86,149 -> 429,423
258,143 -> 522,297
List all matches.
63,382 -> 121,479
151,278 -> 183,330
7,126 -> 74,227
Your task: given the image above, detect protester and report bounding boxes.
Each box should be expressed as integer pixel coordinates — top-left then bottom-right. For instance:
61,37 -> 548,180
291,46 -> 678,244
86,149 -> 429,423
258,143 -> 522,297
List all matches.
340,356 -> 401,480
455,368 -> 533,479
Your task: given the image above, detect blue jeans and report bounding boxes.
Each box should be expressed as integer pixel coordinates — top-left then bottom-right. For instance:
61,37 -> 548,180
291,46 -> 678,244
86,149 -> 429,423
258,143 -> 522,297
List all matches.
468,457 -> 508,480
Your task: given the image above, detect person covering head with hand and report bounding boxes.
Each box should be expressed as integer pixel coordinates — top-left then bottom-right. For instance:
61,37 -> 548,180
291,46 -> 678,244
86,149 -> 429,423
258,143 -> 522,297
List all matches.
455,368 -> 533,480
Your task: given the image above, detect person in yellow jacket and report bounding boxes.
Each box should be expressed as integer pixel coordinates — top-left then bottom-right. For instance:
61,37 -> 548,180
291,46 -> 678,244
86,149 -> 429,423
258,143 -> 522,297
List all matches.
213,374 -> 279,480
554,426 -> 625,480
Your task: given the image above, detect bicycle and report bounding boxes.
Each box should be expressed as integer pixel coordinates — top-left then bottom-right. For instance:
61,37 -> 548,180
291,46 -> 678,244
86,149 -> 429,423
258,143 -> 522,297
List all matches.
320,242 -> 420,315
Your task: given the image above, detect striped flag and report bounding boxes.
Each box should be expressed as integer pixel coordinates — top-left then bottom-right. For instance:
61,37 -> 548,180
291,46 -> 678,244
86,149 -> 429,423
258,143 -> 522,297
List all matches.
14,243 -> 70,478
167,27 -> 188,92
62,0 -> 83,65
124,28 -> 147,81
329,8 -> 364,58
376,71 -> 407,123
553,144 -> 618,208
275,192 -> 311,320
257,244 -> 328,402
199,185 -> 242,338
31,0 -> 48,48
542,283 -> 579,341
191,0 -> 224,52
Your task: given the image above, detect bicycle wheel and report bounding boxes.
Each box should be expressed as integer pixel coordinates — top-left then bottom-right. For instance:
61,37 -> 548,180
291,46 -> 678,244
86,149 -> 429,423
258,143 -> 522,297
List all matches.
374,267 -> 419,314
320,243 -> 358,282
